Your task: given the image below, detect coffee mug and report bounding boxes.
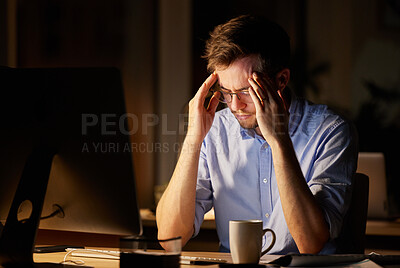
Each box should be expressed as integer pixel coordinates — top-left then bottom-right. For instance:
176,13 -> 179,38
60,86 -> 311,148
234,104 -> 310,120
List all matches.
229,220 -> 276,264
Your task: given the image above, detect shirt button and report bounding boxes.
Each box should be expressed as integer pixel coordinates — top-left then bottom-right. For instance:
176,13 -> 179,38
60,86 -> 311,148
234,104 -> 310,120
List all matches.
263,178 -> 268,183
265,213 -> 270,218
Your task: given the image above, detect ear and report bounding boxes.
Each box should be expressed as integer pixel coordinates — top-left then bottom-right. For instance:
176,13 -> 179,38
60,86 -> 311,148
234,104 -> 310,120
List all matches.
275,68 -> 290,92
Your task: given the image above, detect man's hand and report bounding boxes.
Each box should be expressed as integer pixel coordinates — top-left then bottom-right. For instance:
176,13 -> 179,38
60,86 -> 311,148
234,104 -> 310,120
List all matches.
248,72 -> 329,253
186,73 -> 220,145
247,72 -> 289,146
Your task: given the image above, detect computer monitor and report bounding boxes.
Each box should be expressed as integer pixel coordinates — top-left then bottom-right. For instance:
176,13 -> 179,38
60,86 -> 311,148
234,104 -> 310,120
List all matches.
0,67 -> 142,265
357,152 -> 389,219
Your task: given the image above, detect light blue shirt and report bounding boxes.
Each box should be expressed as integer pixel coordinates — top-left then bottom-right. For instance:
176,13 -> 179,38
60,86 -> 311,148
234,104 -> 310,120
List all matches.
193,97 -> 358,254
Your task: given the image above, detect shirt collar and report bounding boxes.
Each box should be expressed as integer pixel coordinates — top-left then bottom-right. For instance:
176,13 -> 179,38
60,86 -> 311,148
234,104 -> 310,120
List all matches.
239,127 -> 257,139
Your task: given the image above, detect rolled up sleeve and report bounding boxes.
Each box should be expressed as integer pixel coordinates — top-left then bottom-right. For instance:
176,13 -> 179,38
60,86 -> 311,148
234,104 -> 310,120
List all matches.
307,121 -> 358,240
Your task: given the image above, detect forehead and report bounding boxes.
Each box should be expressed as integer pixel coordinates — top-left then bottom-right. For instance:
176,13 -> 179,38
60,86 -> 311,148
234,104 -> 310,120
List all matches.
215,56 -> 259,91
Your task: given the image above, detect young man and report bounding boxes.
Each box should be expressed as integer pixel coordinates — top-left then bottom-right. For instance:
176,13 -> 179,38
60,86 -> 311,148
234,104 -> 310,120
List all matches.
156,15 -> 357,254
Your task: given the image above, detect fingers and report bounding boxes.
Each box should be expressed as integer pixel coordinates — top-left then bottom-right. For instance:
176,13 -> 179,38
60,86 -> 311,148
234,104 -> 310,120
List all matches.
251,72 -> 289,115
248,86 -> 264,111
196,72 -> 217,102
248,77 -> 266,106
190,72 -> 219,115
252,72 -> 280,104
252,74 -> 271,102
277,89 -> 289,114
250,75 -> 267,101
207,91 -> 220,113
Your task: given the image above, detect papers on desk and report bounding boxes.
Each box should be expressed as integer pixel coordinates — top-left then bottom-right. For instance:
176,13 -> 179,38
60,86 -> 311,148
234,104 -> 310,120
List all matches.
260,254 -> 383,267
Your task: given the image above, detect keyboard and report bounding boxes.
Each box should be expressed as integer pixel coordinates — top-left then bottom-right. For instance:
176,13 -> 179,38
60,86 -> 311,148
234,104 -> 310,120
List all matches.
180,255 -> 227,264
65,248 -> 227,264
65,248 -> 120,259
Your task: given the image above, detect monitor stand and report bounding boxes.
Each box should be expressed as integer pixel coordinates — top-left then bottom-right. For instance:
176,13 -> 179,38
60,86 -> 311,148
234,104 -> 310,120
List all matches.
0,146 -> 90,268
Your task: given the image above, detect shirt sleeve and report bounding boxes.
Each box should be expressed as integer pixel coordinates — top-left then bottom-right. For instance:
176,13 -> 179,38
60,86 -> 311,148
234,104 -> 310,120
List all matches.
307,120 -> 358,240
192,141 -> 214,238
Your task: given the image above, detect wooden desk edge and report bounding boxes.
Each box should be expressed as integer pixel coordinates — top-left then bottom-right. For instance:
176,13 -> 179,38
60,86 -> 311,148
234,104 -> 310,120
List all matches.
366,219 -> 400,236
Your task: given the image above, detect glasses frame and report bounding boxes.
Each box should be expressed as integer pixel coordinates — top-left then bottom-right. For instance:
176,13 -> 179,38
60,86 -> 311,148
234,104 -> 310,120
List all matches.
210,89 -> 252,104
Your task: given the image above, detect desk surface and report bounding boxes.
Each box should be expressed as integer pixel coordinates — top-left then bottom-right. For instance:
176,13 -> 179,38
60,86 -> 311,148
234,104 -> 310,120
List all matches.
366,219 -> 400,236
32,250 -> 386,268
33,250 -> 231,268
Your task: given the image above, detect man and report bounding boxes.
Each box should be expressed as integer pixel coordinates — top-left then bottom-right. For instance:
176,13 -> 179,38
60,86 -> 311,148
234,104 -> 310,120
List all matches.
156,15 -> 357,254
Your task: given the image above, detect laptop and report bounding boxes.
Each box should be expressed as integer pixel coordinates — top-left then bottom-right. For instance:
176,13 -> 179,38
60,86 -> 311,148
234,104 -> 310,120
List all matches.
356,152 -> 389,219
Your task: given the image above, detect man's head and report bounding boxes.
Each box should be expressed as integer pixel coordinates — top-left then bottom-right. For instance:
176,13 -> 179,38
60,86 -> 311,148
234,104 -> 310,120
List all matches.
204,15 -> 291,132
204,15 -> 290,77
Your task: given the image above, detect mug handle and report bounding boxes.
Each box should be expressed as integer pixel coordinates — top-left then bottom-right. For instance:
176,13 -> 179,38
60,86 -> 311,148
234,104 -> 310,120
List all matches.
261,228 -> 276,256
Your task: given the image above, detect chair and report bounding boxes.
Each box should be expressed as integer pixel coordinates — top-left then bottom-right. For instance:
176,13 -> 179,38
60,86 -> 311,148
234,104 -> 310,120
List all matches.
336,173 -> 369,253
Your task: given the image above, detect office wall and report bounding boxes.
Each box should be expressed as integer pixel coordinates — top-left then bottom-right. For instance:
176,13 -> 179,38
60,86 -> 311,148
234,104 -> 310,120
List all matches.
156,0 -> 192,194
307,0 -> 400,212
306,0 -> 354,111
1,0 -> 158,208
122,0 -> 158,208
0,1 -> 6,65
0,0 -> 17,67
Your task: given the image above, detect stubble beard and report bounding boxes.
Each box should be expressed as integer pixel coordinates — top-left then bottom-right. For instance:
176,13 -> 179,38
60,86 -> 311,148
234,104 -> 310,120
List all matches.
233,113 -> 258,129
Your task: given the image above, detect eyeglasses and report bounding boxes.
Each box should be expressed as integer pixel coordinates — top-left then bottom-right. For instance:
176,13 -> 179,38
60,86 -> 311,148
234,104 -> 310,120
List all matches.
211,87 -> 253,104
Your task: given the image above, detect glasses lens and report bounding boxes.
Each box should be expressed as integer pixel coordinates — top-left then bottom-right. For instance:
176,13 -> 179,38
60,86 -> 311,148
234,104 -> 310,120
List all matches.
237,91 -> 252,103
217,90 -> 252,103
220,92 -> 230,103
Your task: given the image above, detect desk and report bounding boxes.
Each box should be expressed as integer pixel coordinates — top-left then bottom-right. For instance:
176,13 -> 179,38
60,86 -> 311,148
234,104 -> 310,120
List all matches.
29,212 -> 400,267
32,250 -> 386,268
33,250 -> 231,268
366,219 -> 400,236
141,209 -> 400,253
364,219 -> 400,253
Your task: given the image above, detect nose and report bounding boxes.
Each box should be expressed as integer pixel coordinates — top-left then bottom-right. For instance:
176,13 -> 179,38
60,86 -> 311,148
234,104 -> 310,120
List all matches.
230,94 -> 246,111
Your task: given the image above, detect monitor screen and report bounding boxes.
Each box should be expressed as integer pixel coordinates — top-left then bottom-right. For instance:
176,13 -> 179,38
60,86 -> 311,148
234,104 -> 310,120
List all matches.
0,67 -> 142,237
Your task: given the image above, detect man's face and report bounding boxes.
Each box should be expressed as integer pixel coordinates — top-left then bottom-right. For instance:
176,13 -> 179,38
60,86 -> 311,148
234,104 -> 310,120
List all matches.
216,55 -> 260,130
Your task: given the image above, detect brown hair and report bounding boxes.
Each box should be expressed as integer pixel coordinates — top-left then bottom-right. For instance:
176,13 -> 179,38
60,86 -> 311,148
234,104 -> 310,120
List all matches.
204,15 -> 290,77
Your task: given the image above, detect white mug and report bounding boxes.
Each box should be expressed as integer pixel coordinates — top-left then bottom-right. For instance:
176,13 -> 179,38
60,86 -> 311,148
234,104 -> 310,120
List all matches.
229,220 -> 276,264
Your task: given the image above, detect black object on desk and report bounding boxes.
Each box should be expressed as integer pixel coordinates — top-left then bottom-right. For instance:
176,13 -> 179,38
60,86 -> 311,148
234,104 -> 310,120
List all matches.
268,253 -> 400,267
268,254 -> 366,266
0,147 -> 56,266
34,245 -> 84,253
219,264 -> 266,267
368,253 -> 400,266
